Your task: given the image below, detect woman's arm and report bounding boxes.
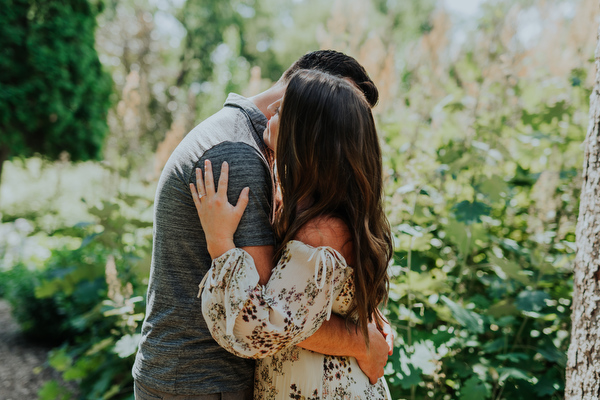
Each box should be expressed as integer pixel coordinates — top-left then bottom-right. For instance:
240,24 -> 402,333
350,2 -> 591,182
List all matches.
191,160 -> 274,284
200,241 -> 353,356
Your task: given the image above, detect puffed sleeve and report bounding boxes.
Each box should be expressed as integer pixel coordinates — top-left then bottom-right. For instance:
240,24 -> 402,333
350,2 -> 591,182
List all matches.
200,241 -> 353,359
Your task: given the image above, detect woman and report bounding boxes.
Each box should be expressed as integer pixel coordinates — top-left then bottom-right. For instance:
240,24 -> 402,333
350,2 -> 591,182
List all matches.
192,69 -> 393,399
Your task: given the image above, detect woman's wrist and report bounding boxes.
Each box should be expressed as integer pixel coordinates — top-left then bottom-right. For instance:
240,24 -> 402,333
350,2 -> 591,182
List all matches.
207,237 -> 236,259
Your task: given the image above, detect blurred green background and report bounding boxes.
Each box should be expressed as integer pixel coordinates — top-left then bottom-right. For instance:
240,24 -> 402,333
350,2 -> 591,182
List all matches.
0,0 -> 596,399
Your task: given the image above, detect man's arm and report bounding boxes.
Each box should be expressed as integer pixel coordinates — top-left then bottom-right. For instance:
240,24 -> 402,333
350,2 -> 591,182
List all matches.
297,309 -> 390,384
241,245 -> 274,285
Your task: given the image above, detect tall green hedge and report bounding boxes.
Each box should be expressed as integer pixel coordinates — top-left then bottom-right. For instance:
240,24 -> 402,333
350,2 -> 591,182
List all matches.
0,0 -> 112,181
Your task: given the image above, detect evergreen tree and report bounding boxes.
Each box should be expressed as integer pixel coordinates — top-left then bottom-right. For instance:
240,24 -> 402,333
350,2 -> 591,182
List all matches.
0,0 -> 112,185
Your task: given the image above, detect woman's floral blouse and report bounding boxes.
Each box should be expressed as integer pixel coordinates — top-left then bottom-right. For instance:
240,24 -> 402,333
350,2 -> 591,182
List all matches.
199,240 -> 390,399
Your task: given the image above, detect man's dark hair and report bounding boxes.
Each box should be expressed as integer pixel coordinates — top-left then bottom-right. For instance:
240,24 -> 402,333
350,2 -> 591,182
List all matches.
282,50 -> 379,108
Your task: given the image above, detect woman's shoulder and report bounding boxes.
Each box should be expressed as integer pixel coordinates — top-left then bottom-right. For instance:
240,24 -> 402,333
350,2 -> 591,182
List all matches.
293,216 -> 355,265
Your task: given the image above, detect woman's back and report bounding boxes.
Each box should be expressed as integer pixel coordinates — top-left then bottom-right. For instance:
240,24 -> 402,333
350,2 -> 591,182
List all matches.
254,221 -> 390,399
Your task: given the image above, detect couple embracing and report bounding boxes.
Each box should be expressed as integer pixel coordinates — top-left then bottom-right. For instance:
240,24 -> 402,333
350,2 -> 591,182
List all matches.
133,50 -> 394,400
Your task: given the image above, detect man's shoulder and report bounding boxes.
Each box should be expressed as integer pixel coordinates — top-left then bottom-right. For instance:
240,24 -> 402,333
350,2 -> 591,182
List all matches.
185,106 -> 246,144
201,142 -> 272,190
162,104 -> 266,176
203,141 -> 265,160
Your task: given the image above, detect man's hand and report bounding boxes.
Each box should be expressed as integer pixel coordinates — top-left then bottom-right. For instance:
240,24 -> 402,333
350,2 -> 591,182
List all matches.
355,323 -> 390,384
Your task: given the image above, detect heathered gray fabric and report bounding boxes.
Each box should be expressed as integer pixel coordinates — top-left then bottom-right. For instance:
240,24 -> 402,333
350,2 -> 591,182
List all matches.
132,94 -> 274,395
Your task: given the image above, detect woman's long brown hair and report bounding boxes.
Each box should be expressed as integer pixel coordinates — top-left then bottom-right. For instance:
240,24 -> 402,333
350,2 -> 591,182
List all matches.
274,69 -> 393,345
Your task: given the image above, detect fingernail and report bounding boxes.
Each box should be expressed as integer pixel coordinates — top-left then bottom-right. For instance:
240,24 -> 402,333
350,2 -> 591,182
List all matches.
223,161 -> 228,167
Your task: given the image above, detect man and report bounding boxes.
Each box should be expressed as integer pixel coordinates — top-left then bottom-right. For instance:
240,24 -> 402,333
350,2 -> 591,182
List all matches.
133,50 -> 391,399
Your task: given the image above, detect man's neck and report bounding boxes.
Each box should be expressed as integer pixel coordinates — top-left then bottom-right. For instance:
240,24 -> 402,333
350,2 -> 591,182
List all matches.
250,81 -> 286,119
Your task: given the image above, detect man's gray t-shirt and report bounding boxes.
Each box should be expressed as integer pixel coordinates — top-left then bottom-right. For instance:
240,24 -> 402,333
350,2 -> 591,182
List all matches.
132,94 -> 274,395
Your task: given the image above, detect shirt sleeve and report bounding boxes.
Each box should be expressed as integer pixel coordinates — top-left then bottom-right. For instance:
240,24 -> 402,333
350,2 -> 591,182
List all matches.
194,142 -> 275,248
199,242 -> 353,359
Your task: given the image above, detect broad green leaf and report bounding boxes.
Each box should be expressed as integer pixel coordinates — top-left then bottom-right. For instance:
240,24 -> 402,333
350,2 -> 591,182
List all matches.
477,175 -> 509,202
452,200 -> 491,225
483,338 -> 506,354
63,367 -> 86,382
88,202 -> 120,221
537,345 -> 567,366
440,296 -> 484,333
496,353 -> 528,362
437,142 -> 464,165
534,369 -> 563,396
48,348 -> 72,372
398,363 -> 422,389
488,299 -> 519,318
444,219 -> 470,255
509,165 -> 538,187
63,354 -> 104,382
488,254 -> 531,285
497,367 -> 533,383
38,380 -> 71,400
459,376 -> 490,400
516,290 -> 550,313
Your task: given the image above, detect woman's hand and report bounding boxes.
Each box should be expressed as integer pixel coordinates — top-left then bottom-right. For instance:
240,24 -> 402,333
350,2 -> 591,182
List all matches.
190,160 -> 250,259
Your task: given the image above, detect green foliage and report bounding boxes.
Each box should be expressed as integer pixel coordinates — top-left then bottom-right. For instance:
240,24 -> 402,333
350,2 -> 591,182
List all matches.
0,0 -> 111,170
381,4 -> 585,396
1,263 -> 71,344
38,380 -> 72,400
1,193 -> 151,399
178,0 -> 284,85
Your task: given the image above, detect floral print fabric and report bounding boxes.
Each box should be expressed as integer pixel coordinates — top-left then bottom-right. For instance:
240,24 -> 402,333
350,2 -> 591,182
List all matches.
200,240 -> 390,399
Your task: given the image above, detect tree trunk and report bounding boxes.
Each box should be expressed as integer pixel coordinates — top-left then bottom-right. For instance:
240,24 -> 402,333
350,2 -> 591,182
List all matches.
565,19 -> 600,400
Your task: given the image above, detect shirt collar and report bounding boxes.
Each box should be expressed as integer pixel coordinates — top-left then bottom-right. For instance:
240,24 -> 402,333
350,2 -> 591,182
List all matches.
224,93 -> 267,133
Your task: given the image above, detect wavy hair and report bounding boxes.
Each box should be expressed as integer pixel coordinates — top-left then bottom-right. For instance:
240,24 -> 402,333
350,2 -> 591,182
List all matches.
274,69 -> 393,344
